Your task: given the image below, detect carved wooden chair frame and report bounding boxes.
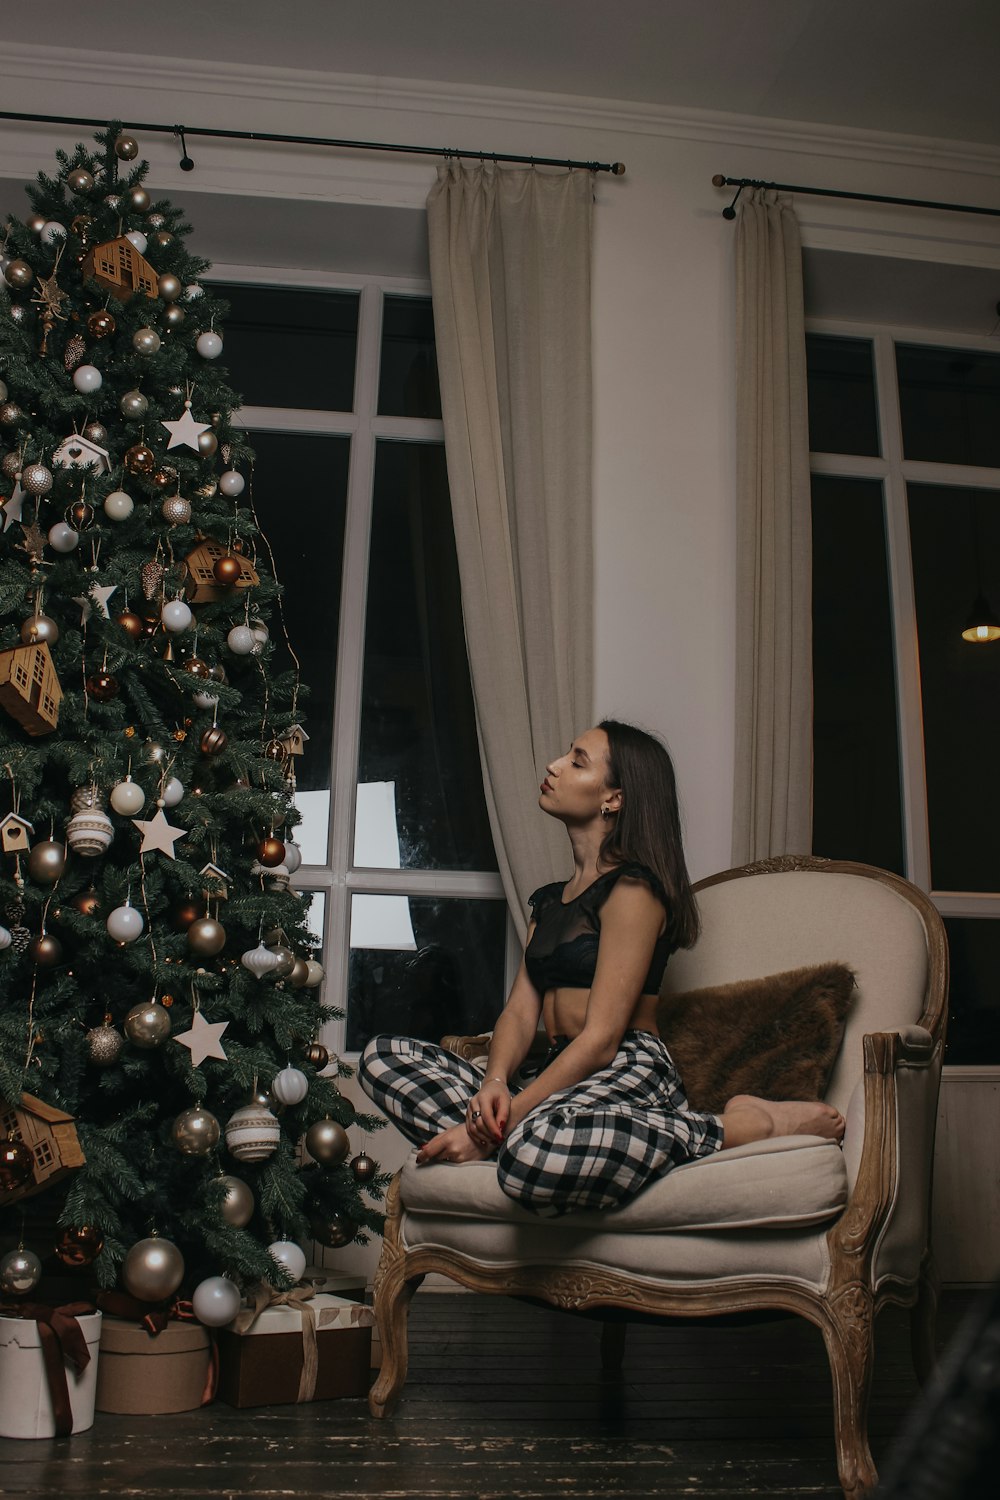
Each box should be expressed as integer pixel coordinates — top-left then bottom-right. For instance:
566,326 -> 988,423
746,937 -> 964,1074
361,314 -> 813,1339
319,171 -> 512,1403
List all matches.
368,857 -> 949,1500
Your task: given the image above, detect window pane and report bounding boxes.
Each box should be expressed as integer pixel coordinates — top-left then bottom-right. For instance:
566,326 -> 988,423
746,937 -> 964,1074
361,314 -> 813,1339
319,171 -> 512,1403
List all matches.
378,296 -> 441,418
806,334 -> 879,457
896,344 -> 1000,468
358,441 -> 497,871
250,431 -> 350,864
943,917 -> 1000,1064
908,484 -> 1000,892
213,282 -> 358,411
347,895 -> 506,1051
811,476 -> 904,872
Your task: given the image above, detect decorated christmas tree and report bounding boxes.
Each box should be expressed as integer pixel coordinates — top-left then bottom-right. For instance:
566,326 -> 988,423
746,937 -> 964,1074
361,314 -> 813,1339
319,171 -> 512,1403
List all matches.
0,125 -> 385,1316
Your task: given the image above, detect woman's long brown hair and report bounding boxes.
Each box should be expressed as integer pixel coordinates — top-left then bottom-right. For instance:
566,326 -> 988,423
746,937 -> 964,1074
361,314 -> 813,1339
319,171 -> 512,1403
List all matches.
597,718 -> 700,952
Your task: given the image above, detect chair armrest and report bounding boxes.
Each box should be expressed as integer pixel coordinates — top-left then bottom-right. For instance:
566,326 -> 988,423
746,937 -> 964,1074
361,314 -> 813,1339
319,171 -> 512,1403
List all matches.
441,1032 -> 494,1062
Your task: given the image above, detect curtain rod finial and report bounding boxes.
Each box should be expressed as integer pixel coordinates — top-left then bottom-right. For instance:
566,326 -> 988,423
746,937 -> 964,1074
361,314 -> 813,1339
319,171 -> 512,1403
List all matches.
611,162 -> 626,176
712,174 -> 727,187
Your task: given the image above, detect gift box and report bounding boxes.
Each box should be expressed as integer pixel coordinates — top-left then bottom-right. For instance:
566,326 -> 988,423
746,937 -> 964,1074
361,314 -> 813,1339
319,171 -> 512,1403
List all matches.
302,1265 -> 366,1302
95,1314 -> 212,1414
217,1291 -> 373,1408
0,1305 -> 101,1438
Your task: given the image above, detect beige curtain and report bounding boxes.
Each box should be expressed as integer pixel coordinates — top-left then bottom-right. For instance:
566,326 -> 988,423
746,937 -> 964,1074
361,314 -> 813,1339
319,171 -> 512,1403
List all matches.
732,188 -> 813,865
427,162 -> 593,938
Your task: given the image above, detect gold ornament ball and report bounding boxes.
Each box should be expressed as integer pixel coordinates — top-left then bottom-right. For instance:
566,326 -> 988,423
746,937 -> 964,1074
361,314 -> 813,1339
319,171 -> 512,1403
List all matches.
115,133 -> 139,160
154,230 -> 173,246
27,839 -> 67,883
124,1000 -> 172,1048
133,326 -> 161,357
1,450 -> 20,478
200,725 -> 228,756
86,1022 -> 123,1066
54,1223 -> 104,1267
5,259 -> 34,289
67,167 -> 95,194
122,1235 -> 185,1302
217,1174 -> 255,1227
187,916 -> 227,956
21,461 -> 53,496
20,613 -> 59,646
158,273 -> 182,302
150,465 -> 177,491
87,309 -> 116,339
351,1152 -> 378,1184
128,185 -> 150,212
1,1137 -> 35,1193
213,554 -> 242,587
305,1042 -> 329,1069
197,429 -> 219,458
0,1247 -> 42,1294
0,401 -> 23,426
83,420 -> 109,445
304,1118 -> 350,1166
27,932 -> 63,967
311,1212 -> 357,1249
195,478 -> 218,499
125,442 -> 156,475
289,957 -> 310,988
162,495 -> 192,525
164,304 -> 186,329
268,945 -> 297,979
72,886 -> 101,917
172,1106 -> 221,1156
26,213 -> 47,234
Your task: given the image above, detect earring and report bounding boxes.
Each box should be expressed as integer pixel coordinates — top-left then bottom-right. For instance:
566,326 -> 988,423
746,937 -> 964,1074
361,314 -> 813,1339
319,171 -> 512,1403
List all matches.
600,805 -> 610,820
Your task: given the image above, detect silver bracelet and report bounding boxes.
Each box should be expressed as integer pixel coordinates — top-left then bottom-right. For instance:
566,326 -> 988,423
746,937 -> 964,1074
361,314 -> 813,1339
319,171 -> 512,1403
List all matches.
482,1075 -> 509,1089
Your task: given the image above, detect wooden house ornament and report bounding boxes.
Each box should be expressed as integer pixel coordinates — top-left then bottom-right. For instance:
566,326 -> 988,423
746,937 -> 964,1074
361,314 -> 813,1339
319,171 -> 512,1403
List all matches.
278,724 -> 309,757
52,433 -> 111,475
0,1092 -> 85,1205
0,811 -> 34,854
81,236 -> 157,301
184,538 -> 259,603
199,861 -> 231,902
0,642 -> 63,735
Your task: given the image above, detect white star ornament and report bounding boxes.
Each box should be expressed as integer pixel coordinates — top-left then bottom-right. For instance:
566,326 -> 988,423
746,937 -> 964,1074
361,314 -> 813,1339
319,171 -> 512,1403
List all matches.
132,807 -> 186,858
174,1009 -> 229,1067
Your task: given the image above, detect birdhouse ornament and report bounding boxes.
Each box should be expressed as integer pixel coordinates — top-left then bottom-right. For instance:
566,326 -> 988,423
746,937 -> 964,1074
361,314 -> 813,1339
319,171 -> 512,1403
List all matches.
0,811 -> 34,855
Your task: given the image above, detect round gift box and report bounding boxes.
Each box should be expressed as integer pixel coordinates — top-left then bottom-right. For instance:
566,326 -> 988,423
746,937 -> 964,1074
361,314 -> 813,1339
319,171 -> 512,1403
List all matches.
95,1315 -> 212,1414
0,1309 -> 103,1438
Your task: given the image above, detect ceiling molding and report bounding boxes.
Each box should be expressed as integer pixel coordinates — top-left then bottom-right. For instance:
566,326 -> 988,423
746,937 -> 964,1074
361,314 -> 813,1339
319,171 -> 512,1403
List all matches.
1,41 -> 1000,181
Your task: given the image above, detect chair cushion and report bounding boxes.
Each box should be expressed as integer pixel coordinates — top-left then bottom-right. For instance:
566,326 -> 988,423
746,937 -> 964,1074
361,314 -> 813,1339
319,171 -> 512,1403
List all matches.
657,962 -> 856,1112
401,1134 -> 847,1233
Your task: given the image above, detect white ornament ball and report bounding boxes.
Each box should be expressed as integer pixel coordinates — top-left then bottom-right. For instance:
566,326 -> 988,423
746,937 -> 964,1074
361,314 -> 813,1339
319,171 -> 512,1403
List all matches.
283,841 -> 302,875
196,330 -> 223,360
161,598 -> 193,632
125,229 -> 148,254
122,1236 -> 184,1302
0,925 -> 11,950
67,806 -> 114,857
72,363 -> 102,394
241,942 -> 284,979
48,521 -> 79,552
303,960 -> 325,988
104,489 -> 134,521
40,220 -> 67,246
184,282 -> 204,301
271,1066 -> 309,1107
107,903 -> 144,943
193,690 -> 219,711
267,1240 -> 307,1283
227,624 -> 256,655
225,1103 -> 280,1162
250,620 -> 269,648
110,778 -> 145,816
218,470 -> 245,497
1,1247 -> 42,1296
192,1275 -> 242,1328
161,776 -> 184,808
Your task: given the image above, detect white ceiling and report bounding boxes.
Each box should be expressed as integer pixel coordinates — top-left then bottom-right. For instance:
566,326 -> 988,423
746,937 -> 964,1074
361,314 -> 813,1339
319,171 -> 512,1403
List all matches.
10,0 -> 1000,147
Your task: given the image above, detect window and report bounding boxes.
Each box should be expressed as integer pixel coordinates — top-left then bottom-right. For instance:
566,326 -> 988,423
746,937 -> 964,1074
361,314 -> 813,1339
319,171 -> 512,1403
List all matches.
808,326 -> 1000,1063
214,274 -> 506,1055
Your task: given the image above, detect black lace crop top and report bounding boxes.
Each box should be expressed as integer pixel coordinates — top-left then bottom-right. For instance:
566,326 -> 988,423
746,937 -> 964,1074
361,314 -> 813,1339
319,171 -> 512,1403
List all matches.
524,863 -> 673,997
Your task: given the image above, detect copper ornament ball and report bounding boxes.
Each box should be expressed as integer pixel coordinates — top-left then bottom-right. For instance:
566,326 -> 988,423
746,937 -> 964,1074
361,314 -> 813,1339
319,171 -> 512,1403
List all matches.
305,1042 -> 329,1070
87,309 -> 116,339
114,133 -> 139,160
5,259 -> 34,290
124,442 -> 156,475
87,671 -> 120,702
213,554 -> 242,587
54,1223 -> 104,1267
150,465 -> 177,491
172,1105 -> 221,1156
66,167 -> 95,194
128,185 -> 150,212
27,932 -> 63,967
171,898 -> 205,931
117,610 -> 144,639
68,500 -> 96,530
0,1137 -> 34,1193
182,655 -> 210,678
200,725 -> 228,756
311,1211 -> 357,1249
164,304 -> 186,329
304,1117 -> 350,1166
154,230 -> 173,246
72,886 -> 101,917
256,836 -> 286,868
27,839 -> 67,883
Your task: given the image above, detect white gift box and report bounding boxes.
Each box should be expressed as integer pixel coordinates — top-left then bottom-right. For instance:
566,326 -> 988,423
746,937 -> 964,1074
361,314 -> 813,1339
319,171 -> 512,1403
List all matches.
0,1309 -> 102,1439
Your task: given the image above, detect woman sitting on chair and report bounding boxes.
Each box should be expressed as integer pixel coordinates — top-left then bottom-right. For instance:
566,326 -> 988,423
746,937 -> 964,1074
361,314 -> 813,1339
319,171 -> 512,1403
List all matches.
359,720 -> 845,1218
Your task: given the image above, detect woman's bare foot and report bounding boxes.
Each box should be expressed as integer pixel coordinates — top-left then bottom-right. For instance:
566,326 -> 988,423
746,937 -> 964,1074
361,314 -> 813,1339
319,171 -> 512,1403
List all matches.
721,1093 -> 846,1149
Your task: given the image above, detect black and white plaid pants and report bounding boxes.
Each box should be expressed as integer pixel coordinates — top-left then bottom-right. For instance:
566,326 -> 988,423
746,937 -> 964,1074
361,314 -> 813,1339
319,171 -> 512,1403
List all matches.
359,1030 -> 724,1218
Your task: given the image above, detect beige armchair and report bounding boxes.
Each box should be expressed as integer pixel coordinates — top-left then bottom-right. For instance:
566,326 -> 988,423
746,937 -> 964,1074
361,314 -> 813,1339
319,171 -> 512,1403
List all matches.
368,857 -> 948,1500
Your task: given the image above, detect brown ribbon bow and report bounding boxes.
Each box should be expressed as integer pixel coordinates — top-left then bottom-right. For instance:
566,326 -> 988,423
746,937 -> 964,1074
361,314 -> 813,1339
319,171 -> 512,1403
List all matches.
233,1282 -> 319,1403
0,1301 -> 95,1437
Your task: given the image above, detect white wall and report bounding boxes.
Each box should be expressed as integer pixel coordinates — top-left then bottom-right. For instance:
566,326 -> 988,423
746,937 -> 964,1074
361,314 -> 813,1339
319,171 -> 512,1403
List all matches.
2,46 -> 998,1285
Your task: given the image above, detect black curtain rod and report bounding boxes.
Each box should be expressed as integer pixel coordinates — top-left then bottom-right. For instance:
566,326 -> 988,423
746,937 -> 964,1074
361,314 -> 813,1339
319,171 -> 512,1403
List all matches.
0,109 -> 626,176
712,174 -> 999,220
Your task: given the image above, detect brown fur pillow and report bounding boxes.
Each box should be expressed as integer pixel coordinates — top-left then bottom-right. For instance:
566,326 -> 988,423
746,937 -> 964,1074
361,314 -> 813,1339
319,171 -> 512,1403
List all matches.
657,963 -> 856,1114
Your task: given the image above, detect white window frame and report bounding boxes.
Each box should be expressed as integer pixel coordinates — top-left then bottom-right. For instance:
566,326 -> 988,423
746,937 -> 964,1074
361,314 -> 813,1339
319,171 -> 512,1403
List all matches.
215,263 -> 508,1057
807,316 -> 1000,926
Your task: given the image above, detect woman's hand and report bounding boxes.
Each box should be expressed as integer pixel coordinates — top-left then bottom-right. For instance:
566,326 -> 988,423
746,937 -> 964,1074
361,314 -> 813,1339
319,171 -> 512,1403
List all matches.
466,1078 -> 510,1148
415,1122 -> 495,1166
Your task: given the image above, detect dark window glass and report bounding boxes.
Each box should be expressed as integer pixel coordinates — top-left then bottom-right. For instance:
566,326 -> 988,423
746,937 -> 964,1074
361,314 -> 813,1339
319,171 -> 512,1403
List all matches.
249,430 -> 350,862
358,441 -> 497,871
377,296 -> 441,418
347,895 -> 506,1050
806,334 -> 879,457
211,282 -> 359,411
942,917 -> 1000,1064
811,476 -> 904,872
907,484 -> 1000,892
896,344 -> 1000,468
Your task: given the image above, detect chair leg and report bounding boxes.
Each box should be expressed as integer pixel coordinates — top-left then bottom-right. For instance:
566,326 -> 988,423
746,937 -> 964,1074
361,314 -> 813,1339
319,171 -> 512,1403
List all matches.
600,1320 -> 627,1371
821,1287 -> 878,1500
368,1170 -> 422,1418
910,1252 -> 940,1386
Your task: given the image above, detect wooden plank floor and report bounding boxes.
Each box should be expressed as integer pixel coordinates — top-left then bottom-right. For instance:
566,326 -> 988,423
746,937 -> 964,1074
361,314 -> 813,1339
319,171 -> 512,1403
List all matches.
0,1290 -> 977,1498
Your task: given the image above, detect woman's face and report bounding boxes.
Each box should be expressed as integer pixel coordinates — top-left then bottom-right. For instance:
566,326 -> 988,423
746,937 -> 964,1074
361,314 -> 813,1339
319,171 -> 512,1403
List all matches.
539,727 -> 621,824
